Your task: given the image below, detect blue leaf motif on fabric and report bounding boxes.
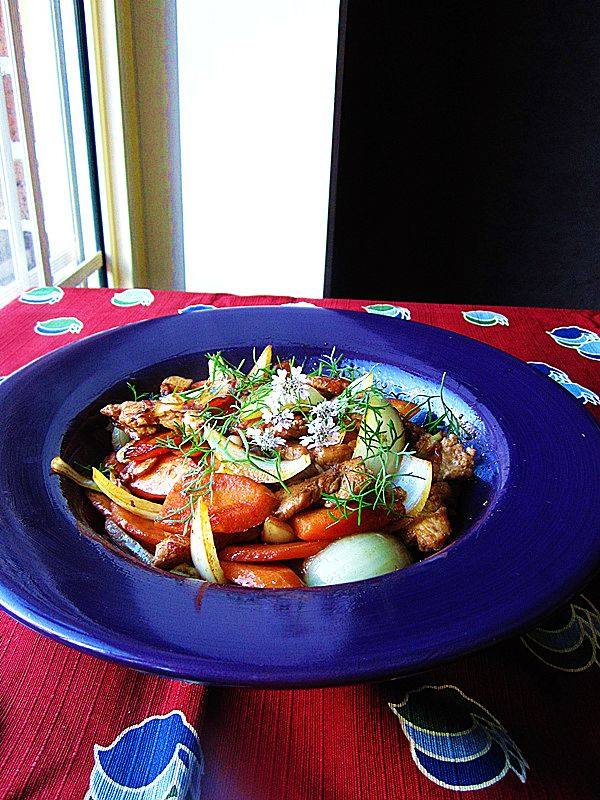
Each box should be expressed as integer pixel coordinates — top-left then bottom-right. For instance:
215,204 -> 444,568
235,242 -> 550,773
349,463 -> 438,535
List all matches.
522,596 -> 600,672
177,303 -> 216,314
577,340 -> 600,361
87,710 -> 203,800
111,288 -> 155,307
462,310 -> 509,326
389,685 -> 527,791
34,317 -> 83,336
19,286 -> 64,304
528,362 -> 600,405
363,303 -> 411,319
546,326 -> 599,349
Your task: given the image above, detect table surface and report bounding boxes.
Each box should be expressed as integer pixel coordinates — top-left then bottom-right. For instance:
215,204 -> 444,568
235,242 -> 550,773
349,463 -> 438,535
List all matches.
0,288 -> 598,800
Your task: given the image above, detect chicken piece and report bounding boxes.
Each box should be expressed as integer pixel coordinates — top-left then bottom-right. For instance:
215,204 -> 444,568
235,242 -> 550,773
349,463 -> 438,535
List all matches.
278,415 -> 308,440
273,466 -> 342,520
160,375 -> 193,396
397,506 -> 452,552
280,443 -> 310,461
306,374 -> 350,398
439,434 -> 476,480
404,422 -> 442,480
101,399 -> 162,437
333,458 -> 373,501
405,423 -> 476,480
312,442 -> 355,467
153,533 -> 190,569
279,442 -> 354,465
101,396 -> 205,437
422,480 -> 452,513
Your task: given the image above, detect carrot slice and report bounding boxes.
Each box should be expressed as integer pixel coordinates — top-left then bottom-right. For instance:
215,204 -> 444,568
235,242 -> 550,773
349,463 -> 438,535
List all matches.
290,507 -> 389,541
108,502 -> 167,547
86,490 -> 167,548
219,541 -> 327,562
208,473 -> 278,533
87,490 -> 112,516
221,562 -> 304,589
158,473 -> 278,534
158,478 -> 192,533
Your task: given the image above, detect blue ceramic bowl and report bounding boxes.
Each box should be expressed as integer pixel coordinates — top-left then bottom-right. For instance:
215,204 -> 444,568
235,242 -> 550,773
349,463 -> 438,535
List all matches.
0,307 -> 599,687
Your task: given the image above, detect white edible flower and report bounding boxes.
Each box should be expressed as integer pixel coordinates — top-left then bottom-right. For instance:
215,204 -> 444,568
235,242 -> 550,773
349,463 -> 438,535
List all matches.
246,426 -> 285,453
262,406 -> 295,432
270,366 -> 309,406
300,416 -> 341,450
286,365 -> 309,400
312,397 -> 343,420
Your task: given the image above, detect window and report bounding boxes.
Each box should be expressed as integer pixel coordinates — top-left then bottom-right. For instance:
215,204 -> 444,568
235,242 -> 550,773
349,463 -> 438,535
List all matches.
0,0 -> 104,306
178,0 -> 341,297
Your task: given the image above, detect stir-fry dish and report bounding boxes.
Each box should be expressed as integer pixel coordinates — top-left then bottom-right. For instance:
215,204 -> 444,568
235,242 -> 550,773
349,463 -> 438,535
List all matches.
52,346 -> 476,589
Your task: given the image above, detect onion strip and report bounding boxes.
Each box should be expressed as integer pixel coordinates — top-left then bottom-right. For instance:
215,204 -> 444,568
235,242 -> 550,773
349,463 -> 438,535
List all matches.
91,468 -> 162,520
190,498 -> 226,583
50,457 -> 97,490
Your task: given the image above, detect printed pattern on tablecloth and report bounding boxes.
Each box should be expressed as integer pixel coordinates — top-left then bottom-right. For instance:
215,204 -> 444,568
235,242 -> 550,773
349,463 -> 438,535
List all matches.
0,288 -> 598,800
85,711 -> 203,800
389,685 -> 527,791
547,325 -> 600,361
462,310 -> 510,327
522,596 -> 600,672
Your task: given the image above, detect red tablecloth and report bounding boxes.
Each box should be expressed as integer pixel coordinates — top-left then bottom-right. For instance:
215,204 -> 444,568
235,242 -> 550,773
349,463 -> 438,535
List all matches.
0,288 -> 598,800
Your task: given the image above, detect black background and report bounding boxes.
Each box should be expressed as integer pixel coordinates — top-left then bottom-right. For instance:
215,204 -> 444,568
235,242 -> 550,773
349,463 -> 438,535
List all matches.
326,1 -> 600,308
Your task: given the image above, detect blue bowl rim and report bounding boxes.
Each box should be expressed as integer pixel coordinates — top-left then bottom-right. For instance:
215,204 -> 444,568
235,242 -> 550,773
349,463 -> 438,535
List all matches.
0,306 -> 598,687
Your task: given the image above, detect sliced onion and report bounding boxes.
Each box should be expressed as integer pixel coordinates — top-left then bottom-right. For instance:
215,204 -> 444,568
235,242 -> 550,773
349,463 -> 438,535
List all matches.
343,370 -> 373,396
51,457 -> 98,490
247,344 -> 272,379
204,427 -> 311,483
392,455 -> 432,516
91,468 -> 162,520
353,394 -> 405,473
190,498 -> 226,583
302,532 -> 411,587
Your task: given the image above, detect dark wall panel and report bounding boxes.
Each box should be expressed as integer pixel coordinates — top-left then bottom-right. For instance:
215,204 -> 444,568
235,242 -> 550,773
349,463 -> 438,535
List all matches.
327,1 -> 600,308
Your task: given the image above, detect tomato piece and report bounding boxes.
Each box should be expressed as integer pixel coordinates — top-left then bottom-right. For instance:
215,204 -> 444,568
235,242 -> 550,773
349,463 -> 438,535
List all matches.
126,433 -> 182,462
157,473 -> 278,534
124,453 -> 190,500
290,506 -> 390,541
221,562 -> 304,589
219,541 -> 327,562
